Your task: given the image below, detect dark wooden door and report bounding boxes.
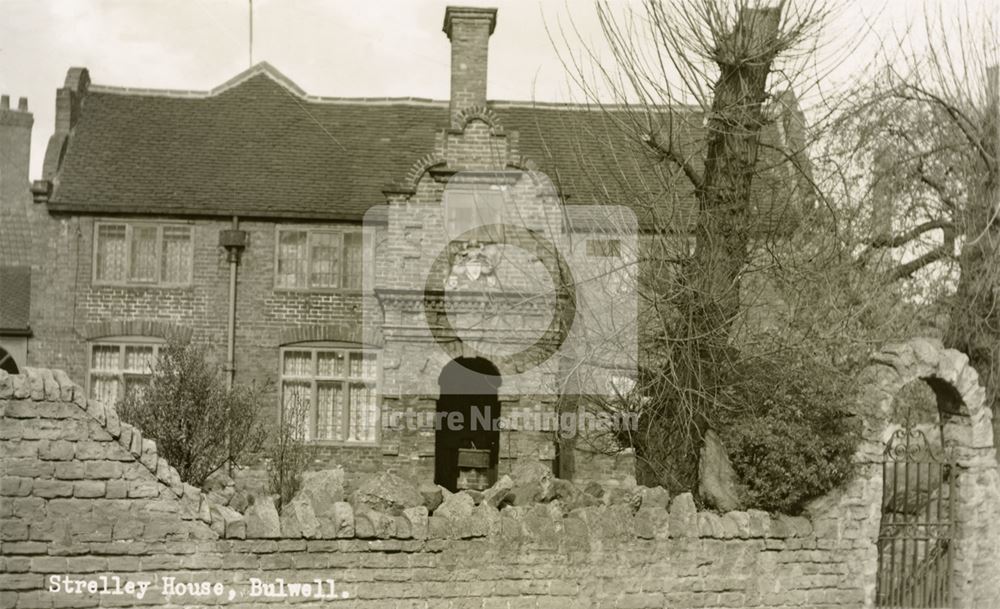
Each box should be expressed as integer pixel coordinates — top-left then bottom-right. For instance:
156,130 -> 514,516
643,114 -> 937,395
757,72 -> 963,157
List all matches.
435,357 -> 502,491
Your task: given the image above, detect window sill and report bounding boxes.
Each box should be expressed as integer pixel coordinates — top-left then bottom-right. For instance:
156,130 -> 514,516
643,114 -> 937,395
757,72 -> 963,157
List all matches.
307,440 -> 381,448
92,282 -> 194,290
272,288 -> 369,296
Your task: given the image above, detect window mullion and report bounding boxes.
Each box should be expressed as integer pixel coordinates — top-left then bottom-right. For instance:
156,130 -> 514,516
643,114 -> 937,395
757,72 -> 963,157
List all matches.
124,225 -> 132,285
311,378 -> 318,442
339,233 -> 346,289
341,379 -> 349,442
311,350 -> 318,440
305,232 -> 314,290
155,226 -> 163,284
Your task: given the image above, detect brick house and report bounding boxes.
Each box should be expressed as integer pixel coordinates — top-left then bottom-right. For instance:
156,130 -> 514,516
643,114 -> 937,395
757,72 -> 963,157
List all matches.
14,6 -> 806,491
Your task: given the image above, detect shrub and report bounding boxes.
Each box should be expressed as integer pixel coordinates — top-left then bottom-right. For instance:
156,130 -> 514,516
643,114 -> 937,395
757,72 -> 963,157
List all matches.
265,394 -> 314,510
719,354 -> 861,514
118,341 -> 267,487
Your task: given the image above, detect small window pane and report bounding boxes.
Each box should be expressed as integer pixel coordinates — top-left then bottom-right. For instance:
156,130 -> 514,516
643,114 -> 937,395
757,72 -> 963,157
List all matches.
91,345 -> 120,371
124,345 -> 155,374
309,232 -> 341,288
282,351 -> 312,377
96,225 -> 127,282
349,352 -> 377,380
317,351 -> 344,377
342,232 -> 363,289
162,227 -> 192,284
348,382 -> 377,442
316,382 -> 344,441
277,231 -> 308,288
90,375 -> 119,403
130,226 -> 159,282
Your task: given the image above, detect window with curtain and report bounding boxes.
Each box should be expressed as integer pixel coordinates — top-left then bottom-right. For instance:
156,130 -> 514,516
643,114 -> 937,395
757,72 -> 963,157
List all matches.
280,345 -> 379,443
94,222 -> 193,286
88,340 -> 163,404
275,228 -> 366,290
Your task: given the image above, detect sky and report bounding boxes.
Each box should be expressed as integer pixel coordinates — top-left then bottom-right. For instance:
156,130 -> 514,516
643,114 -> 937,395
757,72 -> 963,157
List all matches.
1,0 -> 996,180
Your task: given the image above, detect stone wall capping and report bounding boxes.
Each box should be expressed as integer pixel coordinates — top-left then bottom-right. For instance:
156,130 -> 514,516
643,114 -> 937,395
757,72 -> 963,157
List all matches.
747,509 -> 771,537
668,492 -> 698,538
0,369 -> 12,398
22,368 -> 46,401
139,438 -> 158,472
50,369 -> 75,403
723,510 -> 751,538
127,425 -> 143,457
697,511 -> 726,538
85,398 -> 107,426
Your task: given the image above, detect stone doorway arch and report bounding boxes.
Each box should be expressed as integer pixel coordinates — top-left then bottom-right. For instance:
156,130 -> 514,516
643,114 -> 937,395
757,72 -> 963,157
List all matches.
435,356 -> 502,492
856,338 -> 1000,608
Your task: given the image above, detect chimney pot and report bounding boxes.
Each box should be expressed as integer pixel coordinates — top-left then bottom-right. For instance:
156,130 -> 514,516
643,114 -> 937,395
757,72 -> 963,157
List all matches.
17,97 -> 28,111
1,95 -> 8,110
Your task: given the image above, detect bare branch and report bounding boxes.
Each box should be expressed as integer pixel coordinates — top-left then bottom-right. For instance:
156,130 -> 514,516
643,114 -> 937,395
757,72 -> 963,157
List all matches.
865,218 -> 956,251
641,131 -> 704,190
884,235 -> 956,283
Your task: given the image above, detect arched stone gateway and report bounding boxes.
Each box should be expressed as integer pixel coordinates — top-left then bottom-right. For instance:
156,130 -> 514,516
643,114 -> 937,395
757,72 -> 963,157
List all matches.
833,338 -> 1000,609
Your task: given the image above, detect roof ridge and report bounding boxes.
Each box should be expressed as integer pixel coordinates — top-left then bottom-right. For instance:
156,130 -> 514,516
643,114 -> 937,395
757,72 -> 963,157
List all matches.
490,99 -> 702,112
83,62 -> 701,111
88,83 -> 452,106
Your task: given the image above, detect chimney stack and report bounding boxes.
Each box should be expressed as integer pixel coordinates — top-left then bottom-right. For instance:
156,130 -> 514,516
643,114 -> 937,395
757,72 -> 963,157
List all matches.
443,6 -> 497,127
0,93 -> 33,207
0,93 -> 35,268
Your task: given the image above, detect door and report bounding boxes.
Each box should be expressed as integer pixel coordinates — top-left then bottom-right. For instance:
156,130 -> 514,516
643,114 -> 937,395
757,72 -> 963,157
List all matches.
435,357 -> 501,491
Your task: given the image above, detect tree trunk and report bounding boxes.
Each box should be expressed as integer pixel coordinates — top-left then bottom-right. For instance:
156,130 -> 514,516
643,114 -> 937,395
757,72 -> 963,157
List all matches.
689,7 -> 782,346
639,7 -> 784,491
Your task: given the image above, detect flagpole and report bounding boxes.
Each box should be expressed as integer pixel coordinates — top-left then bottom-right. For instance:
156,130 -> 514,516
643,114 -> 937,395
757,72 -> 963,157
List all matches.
248,0 -> 254,67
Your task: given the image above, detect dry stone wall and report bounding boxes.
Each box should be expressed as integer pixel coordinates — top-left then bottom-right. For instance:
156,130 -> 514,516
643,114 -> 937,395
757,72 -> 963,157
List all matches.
3,339 -> 999,608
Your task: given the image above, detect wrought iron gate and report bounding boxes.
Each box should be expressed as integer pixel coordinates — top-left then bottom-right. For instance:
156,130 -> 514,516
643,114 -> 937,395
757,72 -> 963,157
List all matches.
876,420 -> 957,608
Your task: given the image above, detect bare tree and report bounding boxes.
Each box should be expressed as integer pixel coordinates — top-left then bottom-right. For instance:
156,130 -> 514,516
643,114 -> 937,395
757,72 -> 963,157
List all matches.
266,393 -> 315,511
833,3 -> 999,451
537,0 -> 892,505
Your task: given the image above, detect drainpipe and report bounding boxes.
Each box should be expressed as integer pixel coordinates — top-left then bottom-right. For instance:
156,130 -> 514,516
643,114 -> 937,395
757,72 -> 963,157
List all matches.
219,217 -> 247,390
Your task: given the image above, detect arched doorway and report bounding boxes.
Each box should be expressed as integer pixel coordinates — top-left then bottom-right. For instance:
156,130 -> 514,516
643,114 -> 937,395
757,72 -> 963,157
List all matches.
0,347 -> 18,374
435,356 -> 501,491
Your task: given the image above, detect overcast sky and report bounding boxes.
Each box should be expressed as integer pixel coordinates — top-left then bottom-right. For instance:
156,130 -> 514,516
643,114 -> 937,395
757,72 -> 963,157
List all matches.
1,0 -> 996,180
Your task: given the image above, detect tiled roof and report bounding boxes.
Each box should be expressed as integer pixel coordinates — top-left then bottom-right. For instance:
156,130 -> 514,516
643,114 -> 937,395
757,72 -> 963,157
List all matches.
0,202 -> 33,267
0,266 -> 31,332
46,64 -> 798,231
50,71 -> 444,220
